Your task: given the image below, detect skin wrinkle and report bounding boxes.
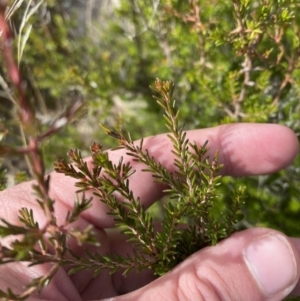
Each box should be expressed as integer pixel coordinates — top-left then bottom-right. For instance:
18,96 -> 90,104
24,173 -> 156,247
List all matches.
194,269 -> 227,300
194,260 -> 232,301
176,265 -> 206,301
195,278 -> 220,301
203,269 -> 229,301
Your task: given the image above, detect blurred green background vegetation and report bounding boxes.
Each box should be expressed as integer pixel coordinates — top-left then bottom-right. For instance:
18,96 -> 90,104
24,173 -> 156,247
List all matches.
0,0 -> 299,240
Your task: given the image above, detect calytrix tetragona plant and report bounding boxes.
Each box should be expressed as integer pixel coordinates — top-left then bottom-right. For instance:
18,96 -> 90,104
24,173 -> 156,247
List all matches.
54,78 -> 245,277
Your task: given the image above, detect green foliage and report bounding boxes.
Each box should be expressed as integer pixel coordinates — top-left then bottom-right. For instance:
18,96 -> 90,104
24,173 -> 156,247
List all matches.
54,79 -> 244,276
0,0 -> 299,299
0,168 -> 7,191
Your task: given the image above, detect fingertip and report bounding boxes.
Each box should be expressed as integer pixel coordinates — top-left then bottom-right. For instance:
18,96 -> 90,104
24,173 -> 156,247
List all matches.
243,232 -> 299,298
218,123 -> 299,176
259,124 -> 299,170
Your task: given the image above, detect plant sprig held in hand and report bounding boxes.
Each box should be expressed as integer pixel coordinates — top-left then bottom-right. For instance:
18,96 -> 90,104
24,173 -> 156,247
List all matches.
54,78 -> 245,277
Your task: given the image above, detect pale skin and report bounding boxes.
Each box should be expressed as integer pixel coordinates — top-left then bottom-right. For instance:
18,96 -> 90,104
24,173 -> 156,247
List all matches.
0,123 -> 299,301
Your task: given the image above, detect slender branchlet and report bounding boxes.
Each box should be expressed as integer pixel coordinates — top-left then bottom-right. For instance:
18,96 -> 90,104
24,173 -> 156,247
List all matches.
0,3 -> 91,299
55,78 -> 245,277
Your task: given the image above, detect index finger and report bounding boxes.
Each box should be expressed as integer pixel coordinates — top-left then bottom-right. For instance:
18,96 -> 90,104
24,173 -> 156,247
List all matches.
49,123 -> 298,228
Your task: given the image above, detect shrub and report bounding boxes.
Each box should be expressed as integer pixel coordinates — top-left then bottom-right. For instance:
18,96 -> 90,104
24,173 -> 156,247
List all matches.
0,0 -> 299,299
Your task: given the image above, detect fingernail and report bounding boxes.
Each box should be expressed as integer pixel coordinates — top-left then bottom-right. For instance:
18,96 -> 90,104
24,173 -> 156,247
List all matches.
243,234 -> 297,296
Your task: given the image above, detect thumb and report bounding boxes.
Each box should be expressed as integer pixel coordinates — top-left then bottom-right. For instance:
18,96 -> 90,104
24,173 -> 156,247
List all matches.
114,228 -> 300,301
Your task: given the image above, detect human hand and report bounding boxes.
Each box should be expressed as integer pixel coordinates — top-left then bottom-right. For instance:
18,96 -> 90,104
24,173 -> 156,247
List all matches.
0,123 -> 299,301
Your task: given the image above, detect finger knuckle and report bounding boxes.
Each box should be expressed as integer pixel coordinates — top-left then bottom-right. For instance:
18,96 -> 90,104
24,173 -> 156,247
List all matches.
175,264 -> 225,301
